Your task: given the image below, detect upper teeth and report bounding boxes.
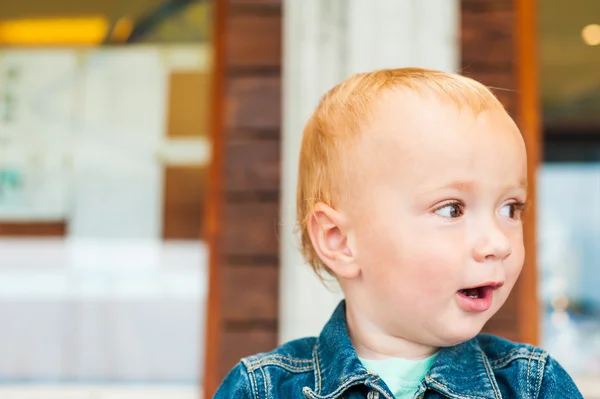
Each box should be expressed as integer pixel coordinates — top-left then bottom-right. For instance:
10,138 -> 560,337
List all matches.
462,288 -> 479,298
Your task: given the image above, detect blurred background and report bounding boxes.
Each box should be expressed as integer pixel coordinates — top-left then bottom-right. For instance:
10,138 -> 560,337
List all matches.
0,0 -> 211,398
539,0 -> 600,386
0,0 -> 598,398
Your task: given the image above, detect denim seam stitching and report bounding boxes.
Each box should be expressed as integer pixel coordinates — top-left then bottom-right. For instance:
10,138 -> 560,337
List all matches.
267,361 -> 313,372
481,351 -> 501,399
257,357 -> 268,396
249,360 -> 313,373
527,349 -> 535,396
380,390 -> 394,399
534,351 -> 547,398
317,374 -> 371,399
314,346 -> 322,394
241,358 -> 259,399
246,362 -> 260,399
490,354 -> 544,370
302,374 -> 371,399
247,354 -> 312,368
425,377 -> 488,399
259,355 -> 312,363
488,348 -> 538,366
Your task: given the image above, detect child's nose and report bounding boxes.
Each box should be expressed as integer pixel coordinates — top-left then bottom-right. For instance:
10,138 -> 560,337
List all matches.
471,222 -> 512,263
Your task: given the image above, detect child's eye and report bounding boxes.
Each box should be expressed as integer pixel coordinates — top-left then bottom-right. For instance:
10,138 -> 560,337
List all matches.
499,202 -> 527,220
434,202 -> 464,218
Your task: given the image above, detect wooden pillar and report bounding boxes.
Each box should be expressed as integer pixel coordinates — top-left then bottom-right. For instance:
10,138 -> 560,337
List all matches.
461,0 -> 540,345
203,0 -> 282,397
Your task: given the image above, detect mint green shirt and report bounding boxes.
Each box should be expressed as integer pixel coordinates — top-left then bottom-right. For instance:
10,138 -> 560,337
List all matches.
359,353 -> 437,399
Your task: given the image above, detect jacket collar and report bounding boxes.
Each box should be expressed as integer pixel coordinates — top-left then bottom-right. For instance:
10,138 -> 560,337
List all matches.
308,301 -> 388,398
425,339 -> 502,399
308,300 -> 500,399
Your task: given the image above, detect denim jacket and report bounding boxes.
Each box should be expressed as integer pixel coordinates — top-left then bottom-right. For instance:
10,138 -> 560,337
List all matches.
215,301 -> 583,398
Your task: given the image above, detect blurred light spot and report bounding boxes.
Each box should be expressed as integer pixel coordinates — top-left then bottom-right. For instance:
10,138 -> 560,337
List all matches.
582,24 -> 600,46
0,18 -> 108,46
551,295 -> 569,311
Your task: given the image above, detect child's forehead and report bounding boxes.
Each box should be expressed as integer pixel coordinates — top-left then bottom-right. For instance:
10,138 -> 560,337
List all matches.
343,98 -> 525,193
361,96 -> 514,150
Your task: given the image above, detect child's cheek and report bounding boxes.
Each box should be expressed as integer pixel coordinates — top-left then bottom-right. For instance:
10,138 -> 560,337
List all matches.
506,240 -> 526,282
395,242 -> 462,295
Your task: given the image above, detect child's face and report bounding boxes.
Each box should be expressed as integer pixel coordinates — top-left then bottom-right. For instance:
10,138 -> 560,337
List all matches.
342,94 -> 527,348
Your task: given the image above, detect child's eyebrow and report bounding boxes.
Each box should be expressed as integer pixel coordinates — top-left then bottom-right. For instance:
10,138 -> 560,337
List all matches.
417,179 -> 528,196
439,181 -> 475,192
416,180 -> 475,196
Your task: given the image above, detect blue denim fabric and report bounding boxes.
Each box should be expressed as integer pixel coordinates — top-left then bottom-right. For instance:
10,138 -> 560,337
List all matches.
215,301 -> 583,398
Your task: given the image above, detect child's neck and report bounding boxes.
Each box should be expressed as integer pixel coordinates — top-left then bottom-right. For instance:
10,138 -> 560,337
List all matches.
346,305 -> 438,361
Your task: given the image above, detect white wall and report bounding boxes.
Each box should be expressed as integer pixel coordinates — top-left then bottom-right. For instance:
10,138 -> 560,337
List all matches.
280,0 -> 460,344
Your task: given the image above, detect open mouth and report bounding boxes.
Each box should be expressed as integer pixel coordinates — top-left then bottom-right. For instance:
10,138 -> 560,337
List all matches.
458,282 -> 504,298
456,282 -> 504,312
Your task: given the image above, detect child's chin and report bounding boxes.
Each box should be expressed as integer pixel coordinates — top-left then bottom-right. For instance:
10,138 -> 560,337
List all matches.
439,324 -> 483,347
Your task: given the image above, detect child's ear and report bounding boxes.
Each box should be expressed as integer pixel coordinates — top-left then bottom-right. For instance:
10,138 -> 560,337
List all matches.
307,203 -> 360,279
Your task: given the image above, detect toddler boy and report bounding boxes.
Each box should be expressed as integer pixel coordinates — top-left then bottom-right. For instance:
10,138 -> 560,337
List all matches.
215,68 -> 583,399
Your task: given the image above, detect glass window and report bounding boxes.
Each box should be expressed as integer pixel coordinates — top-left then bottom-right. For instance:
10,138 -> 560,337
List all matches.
0,1 -> 211,396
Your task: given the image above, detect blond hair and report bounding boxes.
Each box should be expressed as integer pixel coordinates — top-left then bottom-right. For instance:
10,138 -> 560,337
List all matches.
297,67 -> 505,278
